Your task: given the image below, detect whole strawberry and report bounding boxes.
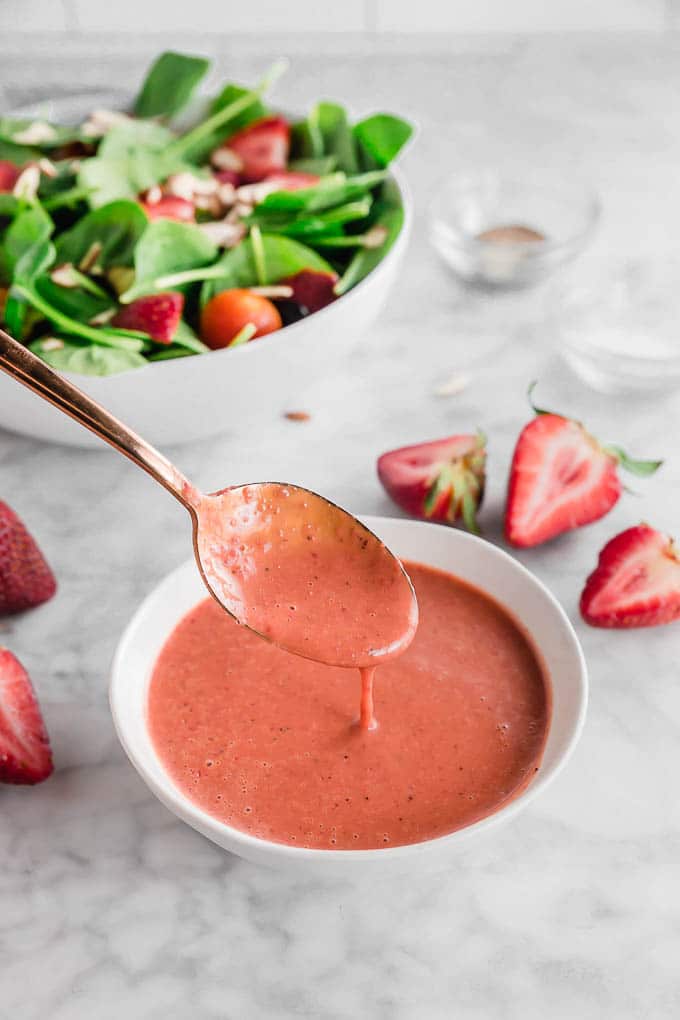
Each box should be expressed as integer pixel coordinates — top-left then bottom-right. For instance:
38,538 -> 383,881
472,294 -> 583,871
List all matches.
378,433 -> 486,533
0,647 -> 53,784
0,501 -> 56,615
505,386 -> 662,548
580,524 -> 680,628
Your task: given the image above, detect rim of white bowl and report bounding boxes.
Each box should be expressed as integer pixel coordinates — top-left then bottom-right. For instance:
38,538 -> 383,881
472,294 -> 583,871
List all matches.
10,91 -> 413,383
109,516 -> 588,865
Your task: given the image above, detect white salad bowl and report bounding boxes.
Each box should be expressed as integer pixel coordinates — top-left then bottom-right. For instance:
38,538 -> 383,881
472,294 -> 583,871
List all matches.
110,516 -> 588,875
0,93 -> 412,449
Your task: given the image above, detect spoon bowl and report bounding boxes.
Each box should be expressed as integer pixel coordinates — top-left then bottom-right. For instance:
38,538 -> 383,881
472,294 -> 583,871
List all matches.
191,481 -> 418,668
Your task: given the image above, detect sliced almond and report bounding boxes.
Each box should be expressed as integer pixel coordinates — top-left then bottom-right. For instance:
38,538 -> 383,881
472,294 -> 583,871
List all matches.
433,372 -> 470,397
235,181 -> 279,206
78,241 -> 104,274
362,225 -> 389,249
197,220 -> 247,249
211,146 -> 243,173
12,165 -> 41,201
37,157 -> 58,178
89,308 -> 116,326
284,411 -> 311,422
248,285 -> 294,299
81,109 -> 131,139
50,263 -> 80,288
41,337 -> 65,352
13,120 -> 57,145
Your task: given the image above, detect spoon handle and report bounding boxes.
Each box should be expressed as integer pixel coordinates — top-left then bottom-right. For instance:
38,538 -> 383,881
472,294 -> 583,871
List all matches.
0,328 -> 195,510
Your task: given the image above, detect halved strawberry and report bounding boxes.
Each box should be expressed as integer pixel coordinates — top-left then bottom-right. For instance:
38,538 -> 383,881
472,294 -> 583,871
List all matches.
280,269 -> 338,314
112,292 -> 184,345
139,196 -> 195,222
0,648 -> 53,784
0,160 -> 21,193
0,501 -> 56,615
580,525 -> 680,628
505,387 -> 662,548
264,171 -> 320,192
378,434 -> 486,533
226,117 -> 290,183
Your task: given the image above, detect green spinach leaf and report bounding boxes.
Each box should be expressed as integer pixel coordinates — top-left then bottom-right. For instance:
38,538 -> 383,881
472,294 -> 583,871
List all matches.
256,171 -> 386,214
121,219 -> 217,302
353,114 -> 413,168
134,51 -> 211,119
34,274 -> 113,323
29,336 -> 147,375
309,102 -> 358,174
78,122 -> 187,207
334,183 -> 404,295
56,200 -> 148,269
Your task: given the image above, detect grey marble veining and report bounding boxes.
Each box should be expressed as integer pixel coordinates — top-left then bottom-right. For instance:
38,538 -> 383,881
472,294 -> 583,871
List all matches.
1,33 -> 680,1020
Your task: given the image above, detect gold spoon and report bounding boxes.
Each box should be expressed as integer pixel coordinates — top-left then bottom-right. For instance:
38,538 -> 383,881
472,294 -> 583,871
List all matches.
0,329 -> 417,668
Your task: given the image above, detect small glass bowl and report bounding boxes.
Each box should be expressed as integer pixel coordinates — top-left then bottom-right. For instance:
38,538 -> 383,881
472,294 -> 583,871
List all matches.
550,257 -> 680,396
429,169 -> 600,290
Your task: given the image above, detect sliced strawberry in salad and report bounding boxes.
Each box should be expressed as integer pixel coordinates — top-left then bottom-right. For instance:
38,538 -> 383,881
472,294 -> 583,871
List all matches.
0,647 -> 53,785
140,195 -> 195,222
505,388 -> 662,548
264,171 -> 320,192
113,292 -> 184,345
580,524 -> 680,628
378,434 -> 486,533
0,160 -> 21,193
280,269 -> 338,313
224,117 -> 290,183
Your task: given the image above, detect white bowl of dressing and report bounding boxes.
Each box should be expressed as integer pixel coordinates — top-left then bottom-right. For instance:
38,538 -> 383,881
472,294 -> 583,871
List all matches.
110,516 -> 588,874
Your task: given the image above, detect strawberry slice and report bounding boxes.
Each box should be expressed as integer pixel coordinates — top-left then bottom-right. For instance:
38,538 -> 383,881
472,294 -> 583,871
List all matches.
378,434 -> 486,533
112,292 -> 184,345
280,269 -> 338,314
0,648 -> 53,784
214,168 -> 241,188
580,525 -> 680,628
0,501 -> 56,615
505,386 -> 662,548
264,171 -> 320,192
225,117 -> 290,183
0,160 -> 21,193
140,196 -> 195,222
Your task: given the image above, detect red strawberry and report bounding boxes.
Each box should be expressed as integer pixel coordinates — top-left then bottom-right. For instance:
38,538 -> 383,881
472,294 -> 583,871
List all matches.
0,502 -> 56,615
0,648 -> 53,784
226,117 -> 290,183
140,196 -> 195,223
112,292 -> 184,345
214,168 -> 241,188
378,434 -> 486,533
505,387 -> 662,548
580,525 -> 680,628
280,269 -> 338,314
264,171 -> 320,192
0,160 -> 21,193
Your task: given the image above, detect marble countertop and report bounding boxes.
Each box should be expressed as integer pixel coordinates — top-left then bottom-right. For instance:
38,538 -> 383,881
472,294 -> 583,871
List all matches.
2,33 -> 680,1020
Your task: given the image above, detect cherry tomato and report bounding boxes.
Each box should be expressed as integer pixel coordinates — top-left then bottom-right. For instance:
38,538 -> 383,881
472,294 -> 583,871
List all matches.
200,289 -> 283,349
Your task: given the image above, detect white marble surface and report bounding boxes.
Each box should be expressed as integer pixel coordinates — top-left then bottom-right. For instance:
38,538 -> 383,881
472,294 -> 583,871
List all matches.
2,33 -> 680,1019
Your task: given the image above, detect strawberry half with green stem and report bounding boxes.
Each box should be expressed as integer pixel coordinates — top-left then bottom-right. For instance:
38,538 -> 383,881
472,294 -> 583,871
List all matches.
505,384 -> 662,548
377,433 -> 486,533
0,647 -> 53,784
0,501 -> 56,615
580,524 -> 680,628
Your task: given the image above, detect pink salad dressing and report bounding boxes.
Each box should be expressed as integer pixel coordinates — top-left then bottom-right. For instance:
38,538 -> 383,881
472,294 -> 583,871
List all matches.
191,483 -> 418,669
148,561 -> 551,850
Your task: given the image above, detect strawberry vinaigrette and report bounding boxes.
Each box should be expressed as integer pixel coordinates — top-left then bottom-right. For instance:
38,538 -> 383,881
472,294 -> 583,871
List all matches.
148,561 -> 550,850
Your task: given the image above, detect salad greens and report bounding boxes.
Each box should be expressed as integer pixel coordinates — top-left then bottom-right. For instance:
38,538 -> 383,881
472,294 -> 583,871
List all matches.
0,51 -> 412,375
